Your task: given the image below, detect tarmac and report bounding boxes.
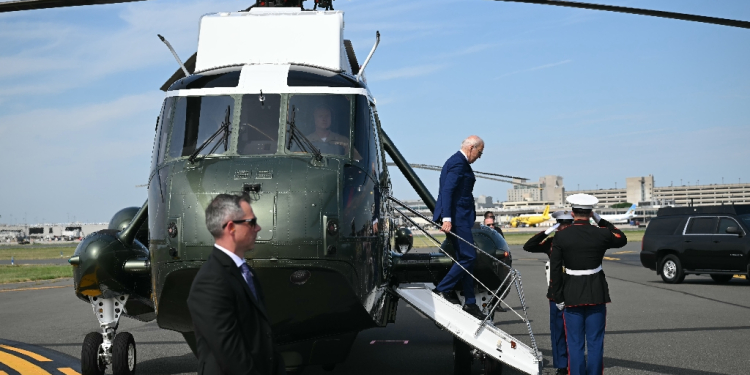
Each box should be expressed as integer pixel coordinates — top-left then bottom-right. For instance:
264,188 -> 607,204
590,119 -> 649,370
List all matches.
1,242 -> 749,374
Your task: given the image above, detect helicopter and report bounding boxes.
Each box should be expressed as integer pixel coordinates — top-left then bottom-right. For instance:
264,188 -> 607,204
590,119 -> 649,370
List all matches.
2,1 -> 749,375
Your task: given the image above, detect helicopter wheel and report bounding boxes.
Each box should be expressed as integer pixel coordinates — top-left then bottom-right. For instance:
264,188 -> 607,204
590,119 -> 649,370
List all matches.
482,355 -> 504,375
81,332 -> 106,375
111,332 -> 136,375
452,336 -> 472,375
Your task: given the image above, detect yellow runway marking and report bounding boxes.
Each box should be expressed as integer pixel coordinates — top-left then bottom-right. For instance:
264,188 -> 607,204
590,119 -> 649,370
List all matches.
733,275 -> 747,279
0,285 -> 68,293
0,370 -> 8,375
603,257 -> 621,261
612,250 -> 635,254
57,368 -> 81,375
0,345 -> 51,362
0,348 -> 52,375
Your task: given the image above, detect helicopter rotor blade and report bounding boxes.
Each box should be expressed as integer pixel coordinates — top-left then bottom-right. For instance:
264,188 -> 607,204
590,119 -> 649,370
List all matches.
0,0 -> 146,13
495,0 -> 750,30
385,162 -> 538,187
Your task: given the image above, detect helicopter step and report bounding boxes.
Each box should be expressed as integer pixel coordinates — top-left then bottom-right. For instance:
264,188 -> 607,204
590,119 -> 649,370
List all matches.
81,295 -> 137,375
393,283 -> 542,375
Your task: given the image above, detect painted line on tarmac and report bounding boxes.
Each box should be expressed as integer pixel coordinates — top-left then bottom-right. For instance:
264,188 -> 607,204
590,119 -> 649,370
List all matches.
0,340 -> 80,375
603,256 -> 621,261
612,250 -> 635,254
0,285 -> 68,293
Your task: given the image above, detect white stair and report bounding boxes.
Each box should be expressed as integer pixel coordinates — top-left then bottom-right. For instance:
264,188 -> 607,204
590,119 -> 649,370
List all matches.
394,283 -> 542,375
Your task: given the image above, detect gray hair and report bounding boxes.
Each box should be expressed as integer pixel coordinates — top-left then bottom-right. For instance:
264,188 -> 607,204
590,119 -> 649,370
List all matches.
205,194 -> 251,238
461,135 -> 484,148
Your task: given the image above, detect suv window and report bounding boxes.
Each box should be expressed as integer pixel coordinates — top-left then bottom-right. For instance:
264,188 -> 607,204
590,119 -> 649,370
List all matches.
717,217 -> 741,234
646,217 -> 683,235
685,217 -> 717,234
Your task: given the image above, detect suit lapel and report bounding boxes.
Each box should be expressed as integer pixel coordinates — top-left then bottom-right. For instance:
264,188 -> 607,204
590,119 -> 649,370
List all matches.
212,247 -> 270,321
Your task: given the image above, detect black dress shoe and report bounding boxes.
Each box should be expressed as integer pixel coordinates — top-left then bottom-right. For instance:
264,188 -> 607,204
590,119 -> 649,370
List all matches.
555,368 -> 568,375
432,289 -> 461,305
462,304 -> 487,320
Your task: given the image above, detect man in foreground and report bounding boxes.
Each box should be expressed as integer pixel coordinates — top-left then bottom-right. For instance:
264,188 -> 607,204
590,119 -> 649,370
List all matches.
550,194 -> 627,375
187,194 -> 285,375
432,135 -> 485,320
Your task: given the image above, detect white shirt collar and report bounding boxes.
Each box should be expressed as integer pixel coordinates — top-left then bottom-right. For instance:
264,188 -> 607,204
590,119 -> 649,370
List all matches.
459,150 -> 469,161
215,244 -> 245,268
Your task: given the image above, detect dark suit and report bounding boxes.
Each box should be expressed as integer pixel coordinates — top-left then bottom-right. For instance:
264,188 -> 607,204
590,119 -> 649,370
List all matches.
433,151 -> 478,304
187,247 -> 285,375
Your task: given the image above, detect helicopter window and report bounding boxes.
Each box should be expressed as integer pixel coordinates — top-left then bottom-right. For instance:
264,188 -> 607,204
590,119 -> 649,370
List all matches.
352,95 -> 371,170
152,97 -> 175,170
286,94 -> 353,157
238,94 -> 281,155
371,109 -> 386,180
168,96 -> 235,159
168,70 -> 241,91
287,65 -> 361,88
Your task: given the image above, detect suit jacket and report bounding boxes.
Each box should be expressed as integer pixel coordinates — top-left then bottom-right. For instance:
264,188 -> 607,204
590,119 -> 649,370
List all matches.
187,247 -> 285,375
432,151 -> 476,228
549,219 -> 627,307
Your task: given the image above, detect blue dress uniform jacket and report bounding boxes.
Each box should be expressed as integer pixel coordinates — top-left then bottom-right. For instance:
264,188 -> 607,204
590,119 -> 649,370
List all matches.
550,219 -> 627,306
187,247 -> 286,375
432,151 -> 476,228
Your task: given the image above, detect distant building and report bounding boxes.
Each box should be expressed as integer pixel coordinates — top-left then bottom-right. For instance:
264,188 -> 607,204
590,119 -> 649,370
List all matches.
566,175 -> 750,207
506,175 -> 565,207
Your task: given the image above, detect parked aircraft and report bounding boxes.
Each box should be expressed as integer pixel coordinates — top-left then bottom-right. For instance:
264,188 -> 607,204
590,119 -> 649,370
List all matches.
510,205 -> 550,227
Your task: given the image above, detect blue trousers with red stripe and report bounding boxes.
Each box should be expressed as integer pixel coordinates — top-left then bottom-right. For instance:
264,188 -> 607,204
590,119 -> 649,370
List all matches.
549,300 -> 568,369
563,304 -> 606,375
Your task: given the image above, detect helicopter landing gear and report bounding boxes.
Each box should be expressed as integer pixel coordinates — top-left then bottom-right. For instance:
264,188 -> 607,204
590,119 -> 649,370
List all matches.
81,295 -> 136,375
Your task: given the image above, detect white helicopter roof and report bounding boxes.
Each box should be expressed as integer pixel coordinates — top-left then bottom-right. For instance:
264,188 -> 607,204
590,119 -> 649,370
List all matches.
195,8 -> 349,74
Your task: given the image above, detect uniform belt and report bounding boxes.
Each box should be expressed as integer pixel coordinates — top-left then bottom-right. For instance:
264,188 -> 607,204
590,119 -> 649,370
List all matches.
565,265 -> 602,276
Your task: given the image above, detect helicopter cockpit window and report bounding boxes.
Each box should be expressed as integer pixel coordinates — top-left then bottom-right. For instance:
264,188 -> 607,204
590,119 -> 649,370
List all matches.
168,96 -> 235,160
286,94 -> 357,157
238,94 -> 281,155
152,97 -> 175,170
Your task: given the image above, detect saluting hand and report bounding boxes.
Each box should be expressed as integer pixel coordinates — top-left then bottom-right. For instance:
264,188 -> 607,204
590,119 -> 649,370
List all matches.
441,221 -> 452,233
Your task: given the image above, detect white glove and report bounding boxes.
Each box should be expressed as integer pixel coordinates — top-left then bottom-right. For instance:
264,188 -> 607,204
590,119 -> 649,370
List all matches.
544,223 -> 560,235
556,302 -> 565,311
592,212 -> 602,223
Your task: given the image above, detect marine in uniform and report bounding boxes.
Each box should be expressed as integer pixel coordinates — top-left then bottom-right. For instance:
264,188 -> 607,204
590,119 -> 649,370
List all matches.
550,194 -> 627,375
523,210 -> 574,375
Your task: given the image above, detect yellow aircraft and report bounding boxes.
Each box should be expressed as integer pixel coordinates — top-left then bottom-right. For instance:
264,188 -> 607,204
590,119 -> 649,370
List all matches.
510,205 -> 551,227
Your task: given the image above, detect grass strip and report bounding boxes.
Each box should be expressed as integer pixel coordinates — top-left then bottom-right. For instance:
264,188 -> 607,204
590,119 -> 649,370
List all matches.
0,246 -> 77,260
0,264 -> 73,284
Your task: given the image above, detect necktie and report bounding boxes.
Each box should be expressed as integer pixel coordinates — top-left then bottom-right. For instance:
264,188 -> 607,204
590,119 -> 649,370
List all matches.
239,263 -> 259,302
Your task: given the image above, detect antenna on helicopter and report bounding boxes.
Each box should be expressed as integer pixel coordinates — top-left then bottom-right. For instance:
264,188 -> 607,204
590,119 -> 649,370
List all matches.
157,34 -> 190,77
357,31 -> 380,83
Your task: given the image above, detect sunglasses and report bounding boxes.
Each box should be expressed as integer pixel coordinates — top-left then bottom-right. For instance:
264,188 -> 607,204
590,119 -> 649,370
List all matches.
222,218 -> 257,229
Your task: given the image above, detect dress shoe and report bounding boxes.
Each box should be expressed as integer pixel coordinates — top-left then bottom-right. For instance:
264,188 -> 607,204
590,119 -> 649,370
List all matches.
555,368 -> 568,375
462,303 -> 487,320
432,289 -> 461,305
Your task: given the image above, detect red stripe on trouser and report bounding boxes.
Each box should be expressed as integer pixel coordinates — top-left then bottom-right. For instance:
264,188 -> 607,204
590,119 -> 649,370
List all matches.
563,310 -> 570,374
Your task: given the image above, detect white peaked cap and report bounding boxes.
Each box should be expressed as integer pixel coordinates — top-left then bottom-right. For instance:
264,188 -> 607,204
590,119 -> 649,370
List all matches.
566,193 -> 599,209
551,210 -> 574,220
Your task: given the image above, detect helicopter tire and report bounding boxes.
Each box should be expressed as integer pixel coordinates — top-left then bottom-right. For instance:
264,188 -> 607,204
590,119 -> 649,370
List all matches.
452,336 -> 472,375
81,332 -> 105,375
112,332 -> 136,375
482,355 -> 504,375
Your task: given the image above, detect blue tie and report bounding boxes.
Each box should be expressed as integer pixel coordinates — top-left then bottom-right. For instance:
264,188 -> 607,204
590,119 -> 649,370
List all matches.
239,263 -> 259,301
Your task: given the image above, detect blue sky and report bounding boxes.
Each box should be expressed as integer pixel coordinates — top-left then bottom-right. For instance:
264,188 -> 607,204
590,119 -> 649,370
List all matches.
0,0 -> 748,223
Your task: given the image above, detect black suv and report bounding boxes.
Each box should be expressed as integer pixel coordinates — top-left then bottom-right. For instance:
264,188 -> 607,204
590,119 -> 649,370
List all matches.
641,205 -> 750,284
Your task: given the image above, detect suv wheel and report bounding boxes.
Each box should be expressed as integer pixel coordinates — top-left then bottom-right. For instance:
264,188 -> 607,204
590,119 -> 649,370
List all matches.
660,255 -> 685,284
710,274 -> 733,284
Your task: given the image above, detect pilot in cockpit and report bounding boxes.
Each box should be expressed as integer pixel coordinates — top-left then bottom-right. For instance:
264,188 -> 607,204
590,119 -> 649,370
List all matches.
305,105 -> 361,159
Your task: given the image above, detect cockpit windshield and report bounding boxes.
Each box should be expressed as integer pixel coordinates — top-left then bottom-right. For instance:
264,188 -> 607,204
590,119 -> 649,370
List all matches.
286,94 -> 356,157
167,95 -> 234,159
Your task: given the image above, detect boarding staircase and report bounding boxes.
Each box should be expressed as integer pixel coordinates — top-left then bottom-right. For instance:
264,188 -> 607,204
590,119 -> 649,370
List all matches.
389,197 -> 543,375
